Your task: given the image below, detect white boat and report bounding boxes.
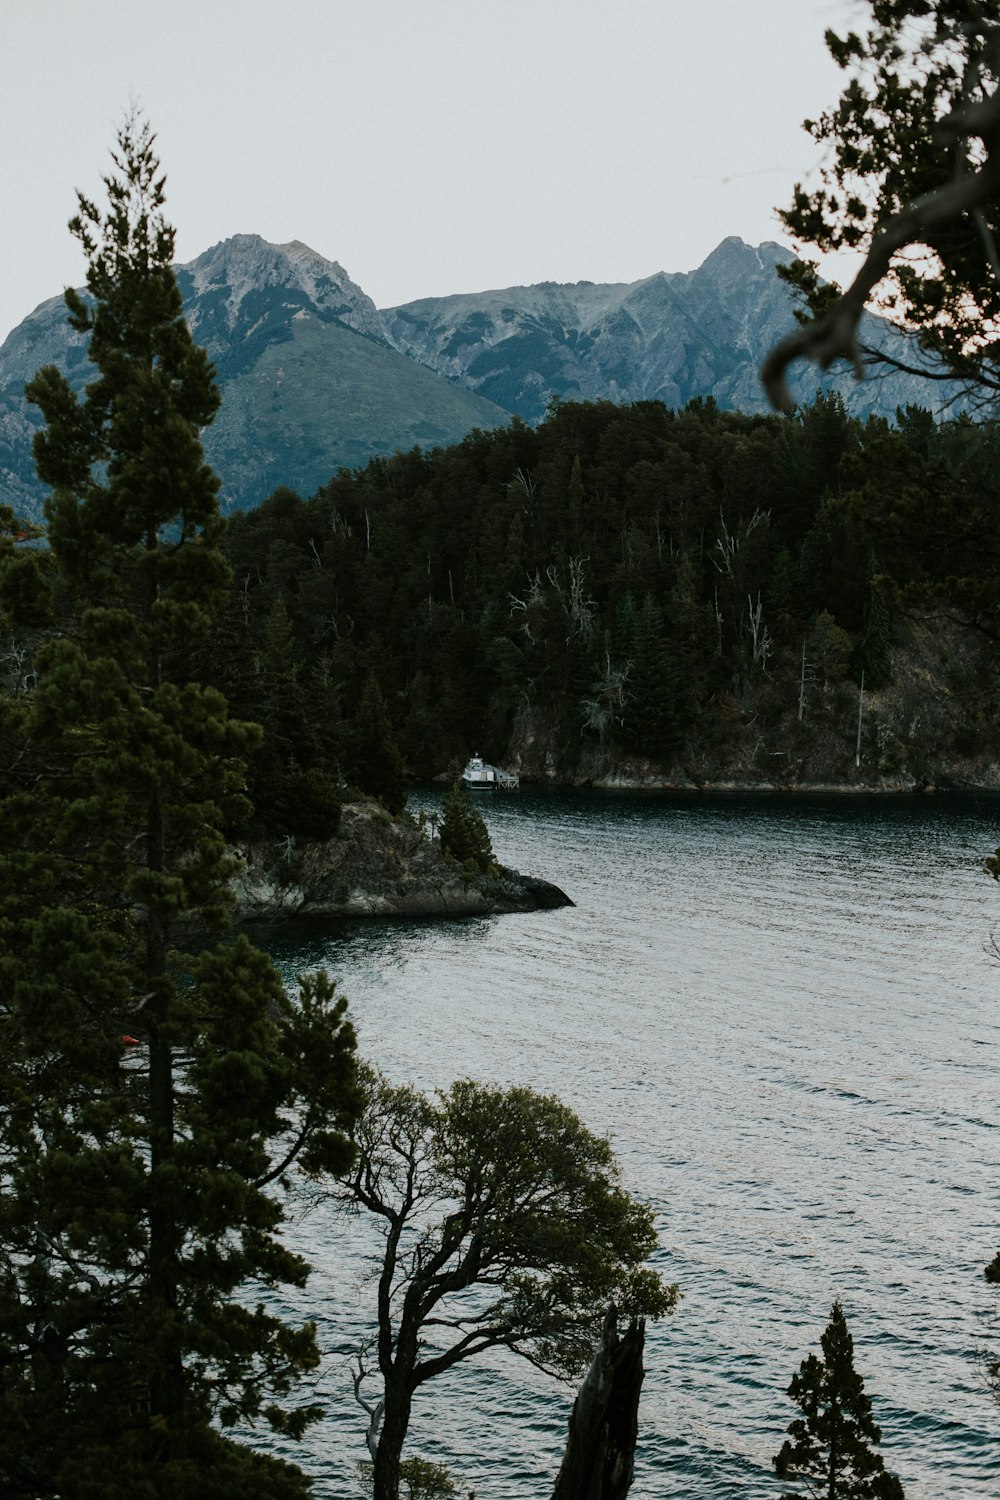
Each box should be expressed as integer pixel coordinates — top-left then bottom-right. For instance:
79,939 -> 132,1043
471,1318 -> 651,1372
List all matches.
461,754 -> 519,791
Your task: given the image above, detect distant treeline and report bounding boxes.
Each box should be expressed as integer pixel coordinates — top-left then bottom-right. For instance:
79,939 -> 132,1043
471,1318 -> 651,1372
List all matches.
206,395 -> 1000,822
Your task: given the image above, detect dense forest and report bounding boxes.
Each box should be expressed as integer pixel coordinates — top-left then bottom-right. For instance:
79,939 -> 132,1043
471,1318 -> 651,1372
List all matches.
209,393 -> 1000,828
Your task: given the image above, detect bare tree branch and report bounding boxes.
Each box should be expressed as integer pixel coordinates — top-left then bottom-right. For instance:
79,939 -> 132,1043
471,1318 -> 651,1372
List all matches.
350,1342 -> 385,1462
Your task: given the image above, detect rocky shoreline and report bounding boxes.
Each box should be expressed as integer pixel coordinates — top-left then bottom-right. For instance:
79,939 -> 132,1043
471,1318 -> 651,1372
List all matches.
463,763 -> 999,796
503,747 -> 1000,796
574,774 -> 971,794
497,673 -> 1000,797
230,801 -> 572,925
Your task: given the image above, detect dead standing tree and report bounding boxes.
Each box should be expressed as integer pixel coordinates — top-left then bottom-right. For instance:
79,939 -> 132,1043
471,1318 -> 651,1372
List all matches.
551,1306 -> 648,1500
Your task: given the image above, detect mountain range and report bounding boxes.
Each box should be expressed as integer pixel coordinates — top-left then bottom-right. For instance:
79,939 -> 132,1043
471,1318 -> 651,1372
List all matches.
0,234 -> 950,520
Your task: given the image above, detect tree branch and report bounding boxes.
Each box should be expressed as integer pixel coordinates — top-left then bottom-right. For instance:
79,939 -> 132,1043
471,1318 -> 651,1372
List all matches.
762,80 -> 1000,412
350,1343 -> 384,1462
412,1324 -> 515,1384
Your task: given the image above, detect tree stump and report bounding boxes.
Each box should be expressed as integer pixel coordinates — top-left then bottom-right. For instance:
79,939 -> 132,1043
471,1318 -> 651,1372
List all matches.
551,1306 -> 646,1500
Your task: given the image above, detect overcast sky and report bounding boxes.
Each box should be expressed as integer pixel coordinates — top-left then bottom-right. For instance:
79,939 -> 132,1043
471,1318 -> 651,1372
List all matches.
2,0 -> 862,345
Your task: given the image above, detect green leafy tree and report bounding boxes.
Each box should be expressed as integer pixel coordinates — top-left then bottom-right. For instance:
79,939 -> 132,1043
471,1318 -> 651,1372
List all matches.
438,768 -> 496,874
763,4 -> 1000,410
358,1455 -> 462,1500
0,117 -> 358,1498
774,1300 -> 905,1500
339,1065 -> 676,1500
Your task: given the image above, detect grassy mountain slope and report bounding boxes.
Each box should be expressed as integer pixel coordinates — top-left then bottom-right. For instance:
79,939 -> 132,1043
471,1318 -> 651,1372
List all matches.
205,310 -> 509,512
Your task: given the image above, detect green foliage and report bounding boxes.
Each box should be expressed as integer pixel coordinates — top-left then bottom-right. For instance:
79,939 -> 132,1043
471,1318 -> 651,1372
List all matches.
438,770 -> 496,874
777,4 -> 1000,392
203,564 -> 346,838
338,1064 -> 676,1500
0,116 -> 359,1495
358,1456 -> 463,1500
774,1300 -> 905,1500
347,672 -> 408,814
859,555 -> 894,688
617,593 -> 682,756
811,610 -> 854,683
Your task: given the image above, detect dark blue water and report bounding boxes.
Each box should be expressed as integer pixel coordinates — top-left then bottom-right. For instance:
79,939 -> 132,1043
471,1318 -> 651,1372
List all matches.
260,790 -> 1000,1498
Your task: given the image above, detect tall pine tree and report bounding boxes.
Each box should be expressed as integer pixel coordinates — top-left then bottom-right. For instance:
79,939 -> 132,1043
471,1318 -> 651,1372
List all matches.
0,117 -> 358,1498
347,672 -> 407,813
774,1301 -> 904,1500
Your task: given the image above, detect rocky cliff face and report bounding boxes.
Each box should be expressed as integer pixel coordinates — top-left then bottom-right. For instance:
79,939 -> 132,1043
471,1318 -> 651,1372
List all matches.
385,238 -> 953,424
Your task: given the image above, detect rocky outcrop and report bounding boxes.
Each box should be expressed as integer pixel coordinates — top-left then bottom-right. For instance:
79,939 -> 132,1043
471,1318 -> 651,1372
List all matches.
230,802 -> 571,923
179,234 -> 393,351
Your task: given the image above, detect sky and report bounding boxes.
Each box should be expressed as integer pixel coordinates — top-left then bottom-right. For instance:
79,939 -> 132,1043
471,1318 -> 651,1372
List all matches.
1,0 -> 863,346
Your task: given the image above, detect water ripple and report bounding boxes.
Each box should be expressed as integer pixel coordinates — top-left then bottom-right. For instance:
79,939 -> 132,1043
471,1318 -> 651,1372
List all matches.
261,791 -> 1000,1498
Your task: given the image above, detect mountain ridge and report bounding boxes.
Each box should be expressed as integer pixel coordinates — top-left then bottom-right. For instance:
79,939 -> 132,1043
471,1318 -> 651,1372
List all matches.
0,235 -> 509,519
0,234 -> 957,520
384,235 -> 945,423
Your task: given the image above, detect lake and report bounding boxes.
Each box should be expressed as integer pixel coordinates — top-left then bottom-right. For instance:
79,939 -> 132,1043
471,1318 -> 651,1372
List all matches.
260,789 -> 1000,1499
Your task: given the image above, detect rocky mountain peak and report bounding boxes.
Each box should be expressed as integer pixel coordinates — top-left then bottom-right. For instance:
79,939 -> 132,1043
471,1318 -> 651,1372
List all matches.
688,235 -> 791,288
180,234 -> 391,348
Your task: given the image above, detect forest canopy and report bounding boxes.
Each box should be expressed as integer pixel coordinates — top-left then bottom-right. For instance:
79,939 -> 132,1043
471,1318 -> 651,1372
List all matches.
212,393 -> 1000,800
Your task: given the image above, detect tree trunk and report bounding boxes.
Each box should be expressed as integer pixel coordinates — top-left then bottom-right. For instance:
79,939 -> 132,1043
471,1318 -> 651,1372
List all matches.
146,786 -> 185,1430
372,1378 -> 413,1500
551,1306 -> 646,1500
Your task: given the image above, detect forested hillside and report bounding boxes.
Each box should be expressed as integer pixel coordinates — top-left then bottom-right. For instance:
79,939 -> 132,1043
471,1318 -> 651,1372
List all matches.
211,395 -> 1000,800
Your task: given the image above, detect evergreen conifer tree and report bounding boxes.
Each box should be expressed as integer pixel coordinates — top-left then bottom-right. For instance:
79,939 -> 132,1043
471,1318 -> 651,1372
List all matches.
0,116 -> 358,1498
859,555 -> 894,690
623,593 -> 680,758
774,1301 -> 905,1500
438,769 -> 496,875
245,596 -> 341,836
348,672 -> 408,813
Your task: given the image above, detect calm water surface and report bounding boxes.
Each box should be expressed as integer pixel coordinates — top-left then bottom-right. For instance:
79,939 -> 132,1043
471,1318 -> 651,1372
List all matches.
261,790 -> 1000,1498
